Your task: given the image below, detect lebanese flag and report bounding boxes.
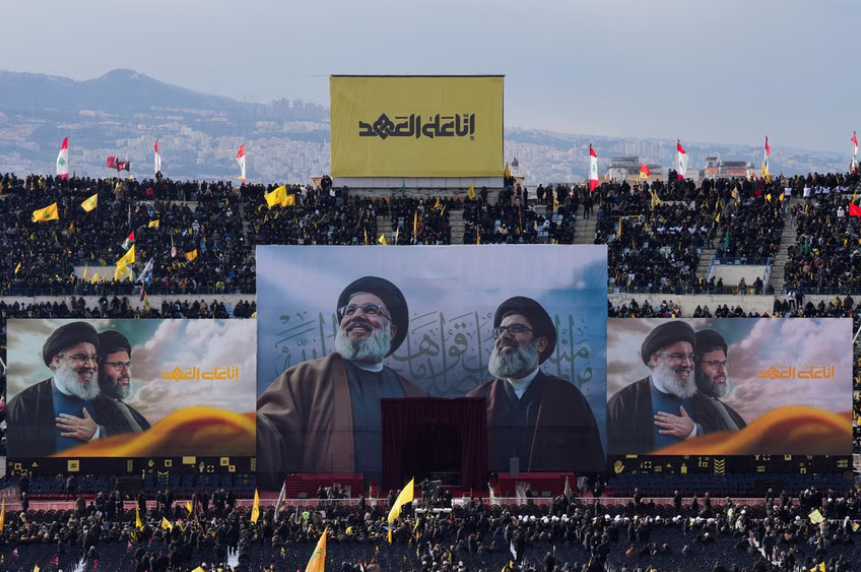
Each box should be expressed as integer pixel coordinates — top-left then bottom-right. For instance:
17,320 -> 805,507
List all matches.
676,140 -> 689,181
154,140 -> 162,175
236,144 -> 247,183
852,131 -> 858,174
56,137 -> 69,179
588,144 -> 599,192
639,162 -> 651,178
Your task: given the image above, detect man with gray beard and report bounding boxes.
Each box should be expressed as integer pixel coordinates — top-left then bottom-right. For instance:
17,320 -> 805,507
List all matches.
694,329 -> 746,431
607,321 -> 730,454
7,322 -> 132,457
467,297 -> 604,472
97,330 -> 151,434
257,276 -> 425,487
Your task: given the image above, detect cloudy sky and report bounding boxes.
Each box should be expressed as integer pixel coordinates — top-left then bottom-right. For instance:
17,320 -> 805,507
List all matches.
3,0 -> 858,152
7,319 -> 257,423
607,318 -> 853,421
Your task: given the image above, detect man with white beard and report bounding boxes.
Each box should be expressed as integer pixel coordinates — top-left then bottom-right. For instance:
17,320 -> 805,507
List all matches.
467,297 -> 604,472
607,321 -> 729,454
257,276 -> 425,486
97,330 -> 151,434
7,322 -> 129,457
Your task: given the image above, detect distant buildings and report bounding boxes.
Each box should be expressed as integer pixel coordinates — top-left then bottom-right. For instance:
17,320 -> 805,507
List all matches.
704,156 -> 754,179
607,156 -> 663,182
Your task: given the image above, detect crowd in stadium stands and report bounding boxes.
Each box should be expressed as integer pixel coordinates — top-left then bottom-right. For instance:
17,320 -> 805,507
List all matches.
462,185 -> 580,245
4,170 -> 861,571
2,481 -> 861,572
784,193 -> 861,294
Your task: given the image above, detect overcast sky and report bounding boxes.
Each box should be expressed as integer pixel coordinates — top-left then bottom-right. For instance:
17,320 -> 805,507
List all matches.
4,0 -> 859,152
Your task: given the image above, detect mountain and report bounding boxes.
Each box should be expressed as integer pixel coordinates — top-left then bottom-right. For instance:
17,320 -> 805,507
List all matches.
0,69 -> 250,115
0,69 -> 850,183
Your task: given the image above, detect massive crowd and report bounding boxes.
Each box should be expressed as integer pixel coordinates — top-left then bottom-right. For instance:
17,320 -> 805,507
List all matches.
1,481 -> 861,572
2,169 -> 861,571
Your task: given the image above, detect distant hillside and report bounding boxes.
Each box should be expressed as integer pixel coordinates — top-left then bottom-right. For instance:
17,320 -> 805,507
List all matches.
0,69 -> 248,115
0,69 -> 850,183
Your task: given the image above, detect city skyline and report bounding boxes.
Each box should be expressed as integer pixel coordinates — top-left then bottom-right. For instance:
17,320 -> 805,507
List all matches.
3,0 -> 859,155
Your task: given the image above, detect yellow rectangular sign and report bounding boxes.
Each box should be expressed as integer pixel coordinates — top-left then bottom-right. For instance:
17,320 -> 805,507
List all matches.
330,76 -> 504,178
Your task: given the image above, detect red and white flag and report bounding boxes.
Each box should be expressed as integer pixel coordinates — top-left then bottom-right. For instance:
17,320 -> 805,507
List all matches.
236,144 -> 247,183
56,137 -> 69,179
154,140 -> 162,175
588,144 -> 599,192
852,131 -> 858,174
676,140 -> 688,181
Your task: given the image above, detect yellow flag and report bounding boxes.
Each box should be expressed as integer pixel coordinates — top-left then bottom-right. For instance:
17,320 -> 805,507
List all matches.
115,244 -> 136,280
282,193 -> 296,207
765,193 -> 772,202
185,249 -> 198,262
387,478 -> 415,523
148,220 -> 160,228
413,210 -> 418,235
91,272 -> 101,283
305,527 -> 328,572
251,488 -> 261,523
192,568 -> 206,572
467,184 -> 476,200
81,193 -> 98,212
265,185 -> 287,208
434,197 -> 440,209
504,162 -> 511,178
186,501 -> 193,514
378,233 -> 387,246
161,517 -> 173,530
34,566 -> 40,572
779,192 -> 785,202
0,498 -> 4,530
32,202 -> 59,222
135,505 -> 142,529
14,261 -> 22,274
809,509 -> 824,524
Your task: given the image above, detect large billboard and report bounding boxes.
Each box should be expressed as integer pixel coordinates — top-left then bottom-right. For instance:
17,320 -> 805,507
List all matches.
256,245 -> 607,486
607,318 -> 853,456
330,75 -> 504,178
5,319 -> 256,458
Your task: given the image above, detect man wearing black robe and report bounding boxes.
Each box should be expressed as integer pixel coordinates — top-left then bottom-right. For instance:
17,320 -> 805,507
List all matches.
607,321 -> 729,455
467,296 -> 604,472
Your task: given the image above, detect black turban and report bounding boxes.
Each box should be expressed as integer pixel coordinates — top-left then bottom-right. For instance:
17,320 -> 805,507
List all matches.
43,321 -> 100,366
695,329 -> 727,356
494,296 -> 557,364
337,276 -> 408,356
641,321 -> 696,365
98,330 -> 132,359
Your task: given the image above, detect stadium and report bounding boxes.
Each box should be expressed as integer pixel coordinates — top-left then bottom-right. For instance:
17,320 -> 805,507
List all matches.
0,75 -> 860,572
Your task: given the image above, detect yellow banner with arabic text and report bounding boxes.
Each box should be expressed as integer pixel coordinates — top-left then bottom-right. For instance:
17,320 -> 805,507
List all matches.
330,76 -> 504,177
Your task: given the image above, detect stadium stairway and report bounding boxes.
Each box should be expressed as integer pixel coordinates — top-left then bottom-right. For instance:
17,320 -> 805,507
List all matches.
767,209 -> 797,294
572,211 -> 597,245
695,248 -> 717,280
449,209 -> 465,244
